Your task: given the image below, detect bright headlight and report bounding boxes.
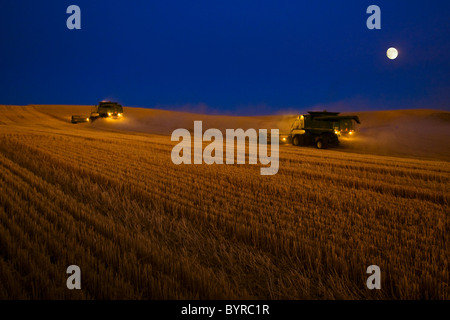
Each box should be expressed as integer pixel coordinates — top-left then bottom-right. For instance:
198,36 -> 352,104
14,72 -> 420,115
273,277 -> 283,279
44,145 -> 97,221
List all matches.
108,112 -> 112,116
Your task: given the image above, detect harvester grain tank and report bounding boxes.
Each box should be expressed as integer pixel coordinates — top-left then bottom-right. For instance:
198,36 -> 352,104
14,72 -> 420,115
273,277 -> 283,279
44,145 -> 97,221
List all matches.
280,111 -> 360,149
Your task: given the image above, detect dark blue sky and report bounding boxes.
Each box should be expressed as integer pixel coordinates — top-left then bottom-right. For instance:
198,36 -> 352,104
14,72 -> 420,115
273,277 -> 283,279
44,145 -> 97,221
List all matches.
1,1 -> 449,115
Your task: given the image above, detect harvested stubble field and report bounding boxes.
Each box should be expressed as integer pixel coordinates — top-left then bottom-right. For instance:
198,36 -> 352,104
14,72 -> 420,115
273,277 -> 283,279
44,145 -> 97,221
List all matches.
0,105 -> 448,299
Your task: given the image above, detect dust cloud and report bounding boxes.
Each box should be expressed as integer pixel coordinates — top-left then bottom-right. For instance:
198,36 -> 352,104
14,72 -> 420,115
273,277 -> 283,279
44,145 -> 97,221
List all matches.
339,110 -> 450,160
91,107 -> 294,136
90,106 -> 449,161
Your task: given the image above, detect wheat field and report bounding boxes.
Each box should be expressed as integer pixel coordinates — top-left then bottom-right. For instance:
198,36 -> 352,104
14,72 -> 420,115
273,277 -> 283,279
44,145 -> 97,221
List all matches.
0,105 -> 448,299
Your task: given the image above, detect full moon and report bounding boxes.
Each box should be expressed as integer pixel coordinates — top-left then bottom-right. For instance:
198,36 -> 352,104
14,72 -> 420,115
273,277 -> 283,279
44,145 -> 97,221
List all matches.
387,47 -> 399,60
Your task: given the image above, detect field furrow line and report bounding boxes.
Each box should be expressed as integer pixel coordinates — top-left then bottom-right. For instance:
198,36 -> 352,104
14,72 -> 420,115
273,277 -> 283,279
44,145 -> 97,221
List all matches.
0,151 -> 241,299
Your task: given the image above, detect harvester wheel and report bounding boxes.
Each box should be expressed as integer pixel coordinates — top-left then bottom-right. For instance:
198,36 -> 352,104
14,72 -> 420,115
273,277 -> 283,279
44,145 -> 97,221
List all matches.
316,139 -> 325,149
293,135 -> 300,146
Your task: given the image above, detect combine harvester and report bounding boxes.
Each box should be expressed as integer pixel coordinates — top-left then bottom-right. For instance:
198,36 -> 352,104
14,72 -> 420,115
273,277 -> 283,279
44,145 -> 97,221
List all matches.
71,101 -> 124,123
280,111 -> 360,149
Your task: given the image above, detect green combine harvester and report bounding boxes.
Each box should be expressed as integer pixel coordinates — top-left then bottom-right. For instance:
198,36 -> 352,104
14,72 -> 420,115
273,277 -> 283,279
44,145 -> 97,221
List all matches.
71,101 -> 124,123
280,111 -> 361,149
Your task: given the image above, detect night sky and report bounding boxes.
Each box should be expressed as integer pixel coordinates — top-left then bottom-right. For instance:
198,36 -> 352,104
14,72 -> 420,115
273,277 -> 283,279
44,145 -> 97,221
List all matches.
1,1 -> 449,115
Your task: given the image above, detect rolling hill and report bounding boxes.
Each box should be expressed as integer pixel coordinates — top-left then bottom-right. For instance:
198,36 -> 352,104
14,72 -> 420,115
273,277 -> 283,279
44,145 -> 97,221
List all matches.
0,104 -> 448,299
